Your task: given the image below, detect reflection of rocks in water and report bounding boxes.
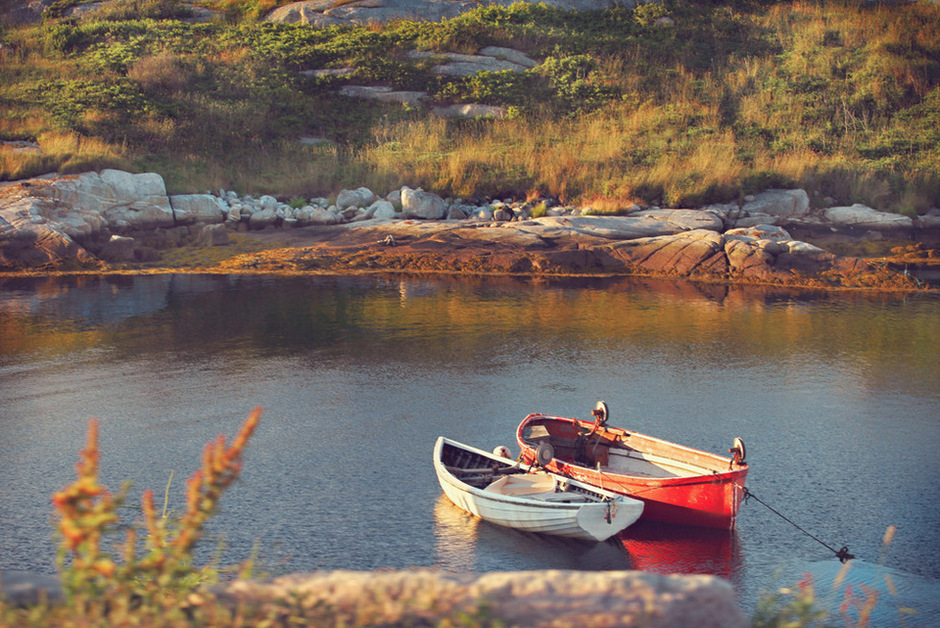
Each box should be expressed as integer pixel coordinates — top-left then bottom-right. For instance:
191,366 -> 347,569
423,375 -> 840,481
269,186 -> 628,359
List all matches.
0,275 -> 170,328
397,279 -> 445,305
0,274 -> 235,329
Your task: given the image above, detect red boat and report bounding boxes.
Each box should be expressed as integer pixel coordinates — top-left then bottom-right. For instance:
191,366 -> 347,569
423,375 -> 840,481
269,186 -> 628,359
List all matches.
516,402 -> 749,530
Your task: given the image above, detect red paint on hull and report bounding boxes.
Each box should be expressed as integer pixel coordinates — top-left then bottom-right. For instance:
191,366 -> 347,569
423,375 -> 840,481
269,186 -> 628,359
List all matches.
516,413 -> 749,530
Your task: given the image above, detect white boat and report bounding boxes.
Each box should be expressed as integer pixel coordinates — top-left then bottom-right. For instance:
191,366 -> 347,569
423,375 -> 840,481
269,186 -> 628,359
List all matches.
433,436 -> 644,542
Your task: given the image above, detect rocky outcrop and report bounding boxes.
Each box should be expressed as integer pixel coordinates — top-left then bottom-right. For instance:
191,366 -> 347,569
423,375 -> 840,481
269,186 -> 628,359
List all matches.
626,208 -> 726,232
332,47 -> 536,118
824,203 -> 915,230
0,181 -> 102,268
701,189 -> 812,229
338,85 -> 427,105
0,171 -> 223,268
524,215 -> 691,240
0,170 -> 932,289
50,170 -> 174,232
210,218 -> 922,289
5,0 -> 214,23
401,186 -> 446,219
266,0 -> 638,28
608,229 -> 730,277
408,48 -> 538,76
742,189 -> 810,219
169,194 -> 227,225
601,226 -> 850,282
336,187 -> 378,210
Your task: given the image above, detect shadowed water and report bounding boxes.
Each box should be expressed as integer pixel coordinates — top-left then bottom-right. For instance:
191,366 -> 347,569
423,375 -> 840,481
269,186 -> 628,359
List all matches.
1,274 -> 937,622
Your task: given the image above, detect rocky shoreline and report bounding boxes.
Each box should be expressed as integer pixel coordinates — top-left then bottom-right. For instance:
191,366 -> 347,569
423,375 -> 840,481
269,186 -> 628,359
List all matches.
1,169 -> 937,289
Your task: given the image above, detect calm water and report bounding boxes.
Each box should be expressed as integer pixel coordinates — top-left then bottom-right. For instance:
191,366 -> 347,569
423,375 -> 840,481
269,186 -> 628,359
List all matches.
1,274 -> 938,623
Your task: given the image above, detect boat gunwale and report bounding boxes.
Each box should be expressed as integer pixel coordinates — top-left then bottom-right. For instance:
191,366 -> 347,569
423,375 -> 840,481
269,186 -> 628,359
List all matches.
516,413 -> 749,484
433,437 -> 636,511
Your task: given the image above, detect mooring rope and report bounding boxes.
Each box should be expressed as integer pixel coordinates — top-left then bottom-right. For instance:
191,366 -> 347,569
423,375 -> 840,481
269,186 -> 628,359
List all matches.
743,487 -> 855,563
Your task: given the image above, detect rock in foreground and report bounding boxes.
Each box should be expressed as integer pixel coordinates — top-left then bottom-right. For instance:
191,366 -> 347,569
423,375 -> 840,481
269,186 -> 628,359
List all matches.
218,569 -> 748,628
1,567 -> 747,626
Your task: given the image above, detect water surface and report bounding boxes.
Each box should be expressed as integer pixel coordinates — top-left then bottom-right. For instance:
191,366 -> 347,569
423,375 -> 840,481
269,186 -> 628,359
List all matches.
1,274 -> 937,623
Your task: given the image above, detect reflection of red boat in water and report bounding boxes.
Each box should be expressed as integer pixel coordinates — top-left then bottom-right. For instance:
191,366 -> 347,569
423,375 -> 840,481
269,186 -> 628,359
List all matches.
516,402 -> 749,529
433,493 -> 740,579
618,521 -> 740,581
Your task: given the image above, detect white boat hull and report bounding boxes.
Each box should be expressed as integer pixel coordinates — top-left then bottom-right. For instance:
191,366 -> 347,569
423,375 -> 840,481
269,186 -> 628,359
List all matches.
433,437 -> 643,542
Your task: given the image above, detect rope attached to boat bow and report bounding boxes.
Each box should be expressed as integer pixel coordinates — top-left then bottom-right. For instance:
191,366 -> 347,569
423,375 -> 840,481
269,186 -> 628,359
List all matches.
743,487 -> 855,563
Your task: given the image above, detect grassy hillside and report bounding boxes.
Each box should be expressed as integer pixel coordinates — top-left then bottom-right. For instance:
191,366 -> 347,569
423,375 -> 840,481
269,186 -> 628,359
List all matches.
1,0 -> 938,213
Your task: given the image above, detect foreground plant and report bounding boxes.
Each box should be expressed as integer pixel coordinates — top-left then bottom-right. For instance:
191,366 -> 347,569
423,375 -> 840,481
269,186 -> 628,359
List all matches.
48,407 -> 262,623
752,525 -> 918,628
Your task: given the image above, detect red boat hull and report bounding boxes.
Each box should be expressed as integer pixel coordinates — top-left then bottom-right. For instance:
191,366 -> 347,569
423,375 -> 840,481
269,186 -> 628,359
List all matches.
516,413 -> 749,530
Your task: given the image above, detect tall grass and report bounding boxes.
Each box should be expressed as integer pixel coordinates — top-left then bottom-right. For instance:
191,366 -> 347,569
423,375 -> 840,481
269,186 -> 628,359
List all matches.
0,131 -> 128,180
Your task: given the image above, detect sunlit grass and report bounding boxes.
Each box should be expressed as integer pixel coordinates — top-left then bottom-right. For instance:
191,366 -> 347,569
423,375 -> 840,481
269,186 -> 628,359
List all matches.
0,0 -> 936,209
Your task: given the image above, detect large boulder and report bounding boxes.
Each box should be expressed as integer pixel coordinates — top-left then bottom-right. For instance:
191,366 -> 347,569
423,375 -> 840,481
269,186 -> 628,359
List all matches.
724,236 -> 776,278
338,85 -> 427,105
0,183 -> 98,268
741,189 -> 810,218
370,199 -> 398,220
479,46 -> 539,69
294,205 -> 342,225
401,187 -> 446,219
336,187 -> 378,209
528,215 -> 693,240
97,234 -> 136,262
725,224 -> 792,242
824,204 -> 914,230
195,223 -> 229,246
408,50 -> 534,77
170,194 -> 228,225
917,209 -> 940,230
608,229 -> 728,276
248,207 -> 279,230
87,170 -> 167,221
627,208 -> 725,232
48,169 -> 174,233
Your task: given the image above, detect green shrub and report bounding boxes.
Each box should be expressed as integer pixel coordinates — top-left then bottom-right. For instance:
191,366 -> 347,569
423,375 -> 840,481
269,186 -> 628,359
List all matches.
32,78 -> 151,129
48,409 -> 261,621
42,19 -> 86,55
633,2 -> 671,27
89,0 -> 195,22
538,54 -> 618,114
430,70 -> 541,107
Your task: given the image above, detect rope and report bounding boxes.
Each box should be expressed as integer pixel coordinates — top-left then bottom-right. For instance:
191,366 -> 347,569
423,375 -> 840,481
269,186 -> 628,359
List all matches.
743,487 -> 855,563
